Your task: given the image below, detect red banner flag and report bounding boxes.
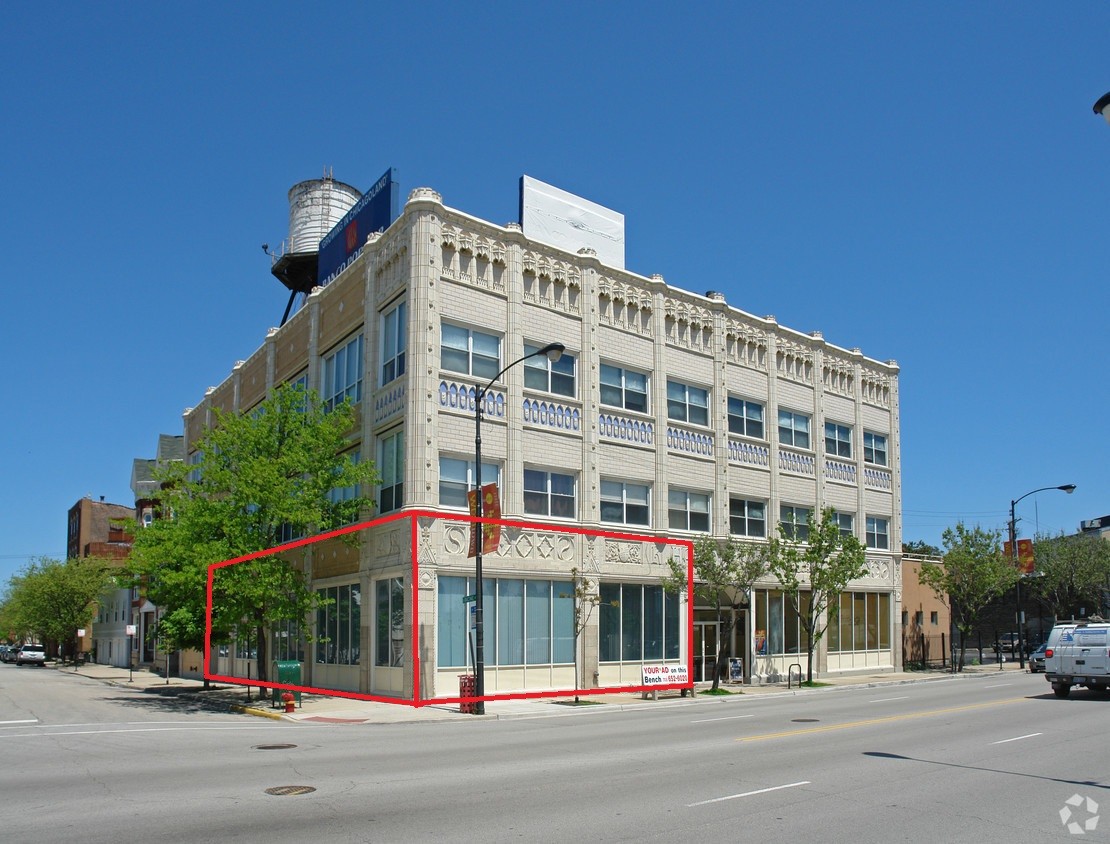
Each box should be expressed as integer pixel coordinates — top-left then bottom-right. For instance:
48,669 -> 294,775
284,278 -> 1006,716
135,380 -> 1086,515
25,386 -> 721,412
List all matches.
467,483 -> 501,558
1004,539 -> 1035,575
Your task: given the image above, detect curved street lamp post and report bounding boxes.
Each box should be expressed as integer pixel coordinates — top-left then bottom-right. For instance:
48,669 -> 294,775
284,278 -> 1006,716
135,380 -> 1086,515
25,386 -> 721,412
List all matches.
1010,484 -> 1075,668
472,342 -> 565,714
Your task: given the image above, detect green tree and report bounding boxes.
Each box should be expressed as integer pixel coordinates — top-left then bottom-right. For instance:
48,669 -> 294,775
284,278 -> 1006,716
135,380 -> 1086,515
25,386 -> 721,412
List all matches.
902,539 -> 941,557
128,383 -> 379,684
559,567 -> 615,702
2,557 -> 114,659
1029,532 -> 1110,620
768,508 -> 867,684
665,535 -> 773,691
918,522 -> 1017,670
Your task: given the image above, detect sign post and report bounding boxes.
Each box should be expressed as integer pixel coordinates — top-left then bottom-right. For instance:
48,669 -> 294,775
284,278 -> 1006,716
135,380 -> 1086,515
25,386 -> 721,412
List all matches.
125,624 -> 137,682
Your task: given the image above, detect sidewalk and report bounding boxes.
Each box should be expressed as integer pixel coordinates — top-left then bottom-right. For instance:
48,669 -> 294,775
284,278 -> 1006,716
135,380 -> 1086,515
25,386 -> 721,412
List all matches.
51,659 -> 1033,725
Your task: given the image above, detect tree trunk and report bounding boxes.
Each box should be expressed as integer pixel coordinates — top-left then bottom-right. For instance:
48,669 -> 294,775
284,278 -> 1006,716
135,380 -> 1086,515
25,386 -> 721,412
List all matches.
255,621 -> 268,684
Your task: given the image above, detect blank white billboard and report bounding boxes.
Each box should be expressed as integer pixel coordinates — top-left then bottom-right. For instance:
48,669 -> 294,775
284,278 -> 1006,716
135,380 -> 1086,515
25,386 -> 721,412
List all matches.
520,176 -> 625,269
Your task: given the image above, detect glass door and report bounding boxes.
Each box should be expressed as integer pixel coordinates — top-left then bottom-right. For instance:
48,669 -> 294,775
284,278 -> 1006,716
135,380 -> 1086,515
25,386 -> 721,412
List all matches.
693,621 -> 719,683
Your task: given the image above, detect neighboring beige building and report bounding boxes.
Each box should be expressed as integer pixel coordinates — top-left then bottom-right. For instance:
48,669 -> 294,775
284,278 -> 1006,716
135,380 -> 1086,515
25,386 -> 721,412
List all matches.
192,180 -> 902,700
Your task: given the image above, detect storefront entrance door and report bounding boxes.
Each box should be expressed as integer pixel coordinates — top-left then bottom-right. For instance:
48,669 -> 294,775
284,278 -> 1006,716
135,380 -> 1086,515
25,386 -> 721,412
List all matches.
693,621 -> 719,683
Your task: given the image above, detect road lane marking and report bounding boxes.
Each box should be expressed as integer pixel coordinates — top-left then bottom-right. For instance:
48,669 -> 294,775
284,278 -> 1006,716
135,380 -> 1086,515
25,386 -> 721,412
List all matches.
983,683 -> 1012,689
869,696 -> 909,703
737,696 -> 1027,742
992,733 -> 1042,744
0,725 -> 286,739
0,720 -> 38,725
691,714 -> 756,724
687,781 -> 810,806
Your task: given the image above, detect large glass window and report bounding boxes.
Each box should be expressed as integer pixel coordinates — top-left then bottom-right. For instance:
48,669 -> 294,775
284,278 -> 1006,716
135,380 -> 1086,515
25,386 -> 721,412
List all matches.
828,591 -> 891,652
441,324 -> 500,380
666,380 -> 709,426
778,409 -> 810,449
668,489 -> 710,532
381,301 -> 407,385
439,456 -> 500,509
523,469 -> 576,519
524,343 -> 576,397
375,578 -> 404,667
727,396 -> 764,439
779,505 -> 812,541
378,431 -> 403,513
600,364 -> 648,413
864,432 -> 888,466
314,583 -> 361,665
729,498 -> 765,537
600,480 -> 650,526
866,516 -> 890,550
598,582 -> 680,662
322,333 -> 364,411
824,421 -> 852,458
753,589 -> 809,655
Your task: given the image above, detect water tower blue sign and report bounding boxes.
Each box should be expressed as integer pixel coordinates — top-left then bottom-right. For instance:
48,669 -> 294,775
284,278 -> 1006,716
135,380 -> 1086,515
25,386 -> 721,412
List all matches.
317,167 -> 399,287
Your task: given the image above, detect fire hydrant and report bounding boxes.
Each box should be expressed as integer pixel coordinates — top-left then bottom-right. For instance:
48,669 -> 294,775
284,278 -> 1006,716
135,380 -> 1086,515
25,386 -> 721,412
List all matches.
281,692 -> 295,714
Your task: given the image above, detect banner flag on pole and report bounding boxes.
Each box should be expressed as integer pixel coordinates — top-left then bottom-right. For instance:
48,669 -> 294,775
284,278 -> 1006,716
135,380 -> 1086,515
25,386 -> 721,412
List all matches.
467,483 -> 501,558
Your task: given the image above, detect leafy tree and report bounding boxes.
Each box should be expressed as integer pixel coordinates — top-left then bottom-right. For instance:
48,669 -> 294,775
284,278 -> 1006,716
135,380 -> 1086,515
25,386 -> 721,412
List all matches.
1029,532 -> 1110,620
2,557 -> 114,659
559,567 -> 615,702
918,522 -> 1017,670
902,539 -> 941,557
664,535 -> 773,691
128,384 -> 379,683
768,508 -> 867,684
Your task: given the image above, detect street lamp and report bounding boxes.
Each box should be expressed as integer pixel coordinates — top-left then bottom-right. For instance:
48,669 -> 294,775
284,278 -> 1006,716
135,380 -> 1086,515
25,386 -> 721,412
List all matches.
1093,92 -> 1110,124
1010,484 -> 1076,668
472,341 -> 564,714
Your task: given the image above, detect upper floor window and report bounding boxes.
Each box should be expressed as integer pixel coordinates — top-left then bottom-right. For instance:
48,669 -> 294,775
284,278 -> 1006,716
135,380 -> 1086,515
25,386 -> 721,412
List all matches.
442,323 -> 500,380
668,489 -> 710,532
778,409 -> 810,449
727,397 -> 764,439
381,301 -> 407,385
666,381 -> 709,426
780,505 -> 812,541
523,469 -> 576,519
600,480 -> 650,526
825,422 -> 852,458
439,456 -> 500,509
832,511 -> 855,539
866,516 -> 890,550
322,333 -> 363,411
327,449 -> 362,515
524,343 -> 576,398
729,498 -> 766,537
600,364 -> 648,414
378,431 -> 404,514
864,432 -> 888,466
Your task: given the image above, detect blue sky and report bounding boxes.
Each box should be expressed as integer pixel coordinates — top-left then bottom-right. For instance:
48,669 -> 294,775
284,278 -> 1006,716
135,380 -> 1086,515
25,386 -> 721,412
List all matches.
2,4 -> 1107,585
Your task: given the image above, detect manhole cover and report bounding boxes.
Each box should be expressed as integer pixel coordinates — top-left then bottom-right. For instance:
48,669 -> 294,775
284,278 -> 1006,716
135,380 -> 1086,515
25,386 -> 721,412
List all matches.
265,786 -> 316,797
791,718 -> 819,723
253,744 -> 298,750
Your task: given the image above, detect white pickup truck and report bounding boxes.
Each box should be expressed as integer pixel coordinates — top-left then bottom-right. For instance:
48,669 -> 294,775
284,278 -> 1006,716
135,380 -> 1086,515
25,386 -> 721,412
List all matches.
1043,622 -> 1110,698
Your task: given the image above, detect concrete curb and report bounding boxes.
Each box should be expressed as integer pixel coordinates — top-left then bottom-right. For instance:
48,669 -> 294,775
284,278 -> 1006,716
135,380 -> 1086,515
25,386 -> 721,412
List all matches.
230,704 -> 287,721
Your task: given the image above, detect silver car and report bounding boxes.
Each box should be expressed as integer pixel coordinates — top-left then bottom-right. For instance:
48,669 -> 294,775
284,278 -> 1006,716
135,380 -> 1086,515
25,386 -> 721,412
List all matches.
15,644 -> 46,667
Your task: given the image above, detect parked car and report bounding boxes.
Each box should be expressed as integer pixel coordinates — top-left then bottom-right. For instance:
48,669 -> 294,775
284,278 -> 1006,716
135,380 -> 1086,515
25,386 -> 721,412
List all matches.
15,644 -> 46,667
0,644 -> 19,664
1044,621 -> 1110,697
1029,643 -> 1047,672
997,633 -> 1028,655
0,645 -> 12,663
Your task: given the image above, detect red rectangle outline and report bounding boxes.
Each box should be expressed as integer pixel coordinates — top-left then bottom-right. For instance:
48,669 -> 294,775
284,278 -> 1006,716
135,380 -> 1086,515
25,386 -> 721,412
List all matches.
205,509 -> 695,707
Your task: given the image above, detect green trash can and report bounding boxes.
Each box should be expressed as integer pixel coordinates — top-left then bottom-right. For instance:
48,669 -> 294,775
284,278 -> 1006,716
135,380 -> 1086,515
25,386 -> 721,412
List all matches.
271,660 -> 302,707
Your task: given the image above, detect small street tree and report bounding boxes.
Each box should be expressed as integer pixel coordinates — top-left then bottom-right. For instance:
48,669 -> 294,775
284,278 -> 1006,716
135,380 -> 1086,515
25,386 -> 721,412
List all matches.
559,567 -> 614,702
1029,532 -> 1110,621
918,522 -> 1017,670
128,383 -> 379,684
768,508 -> 867,684
664,535 -> 773,691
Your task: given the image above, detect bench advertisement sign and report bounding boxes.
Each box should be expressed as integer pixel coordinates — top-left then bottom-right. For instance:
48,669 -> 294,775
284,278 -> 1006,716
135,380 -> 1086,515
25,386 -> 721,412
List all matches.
641,664 -> 689,685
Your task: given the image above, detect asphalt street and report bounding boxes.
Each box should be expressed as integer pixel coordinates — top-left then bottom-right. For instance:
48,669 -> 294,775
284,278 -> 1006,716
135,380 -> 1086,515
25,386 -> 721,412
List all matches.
1,664 -> 1106,843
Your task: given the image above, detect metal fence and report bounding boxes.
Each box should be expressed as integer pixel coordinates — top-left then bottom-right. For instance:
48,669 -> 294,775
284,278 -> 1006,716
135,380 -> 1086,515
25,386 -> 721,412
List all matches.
902,632 -> 948,669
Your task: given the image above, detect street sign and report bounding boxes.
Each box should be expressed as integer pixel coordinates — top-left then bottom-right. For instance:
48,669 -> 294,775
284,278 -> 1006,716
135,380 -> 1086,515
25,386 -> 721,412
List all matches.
469,604 -> 477,631
463,594 -> 477,603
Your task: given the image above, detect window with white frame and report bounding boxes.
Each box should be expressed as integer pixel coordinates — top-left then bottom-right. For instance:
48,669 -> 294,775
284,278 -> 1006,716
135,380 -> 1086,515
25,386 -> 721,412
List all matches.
864,432 -> 888,466
729,497 -> 766,537
780,505 -> 812,541
666,380 -> 709,426
380,301 -> 407,385
322,333 -> 364,411
523,469 -> 576,519
441,323 -> 500,380
524,343 -> 576,398
600,480 -> 650,526
439,456 -> 500,509
375,577 -> 404,667
831,511 -> 855,539
600,364 -> 648,413
327,448 -> 362,523
825,421 -> 852,458
668,489 -> 710,532
727,396 -> 764,439
314,583 -> 361,665
378,430 -> 403,513
828,591 -> 890,652
753,589 -> 811,655
866,516 -> 890,549
778,409 -> 811,449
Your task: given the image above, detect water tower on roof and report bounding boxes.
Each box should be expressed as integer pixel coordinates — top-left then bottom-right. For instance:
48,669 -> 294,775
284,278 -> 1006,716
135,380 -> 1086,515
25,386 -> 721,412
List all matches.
269,170 -> 361,325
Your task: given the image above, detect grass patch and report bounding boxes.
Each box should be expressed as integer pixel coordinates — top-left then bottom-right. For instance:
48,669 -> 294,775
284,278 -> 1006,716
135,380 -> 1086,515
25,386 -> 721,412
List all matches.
799,680 -> 831,688
698,687 -> 737,696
